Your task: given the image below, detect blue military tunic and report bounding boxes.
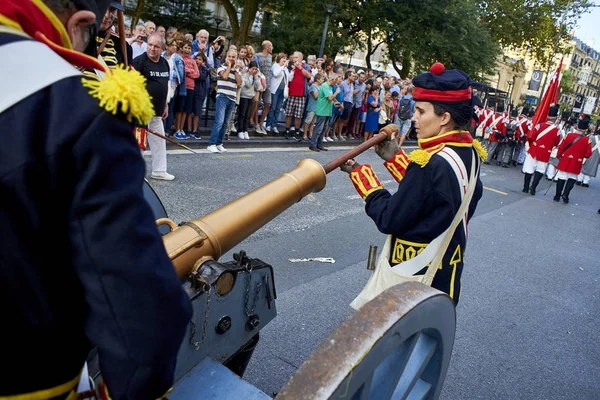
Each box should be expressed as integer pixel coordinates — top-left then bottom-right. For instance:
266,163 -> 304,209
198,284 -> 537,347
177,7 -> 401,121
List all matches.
349,131 -> 485,304
0,31 -> 192,399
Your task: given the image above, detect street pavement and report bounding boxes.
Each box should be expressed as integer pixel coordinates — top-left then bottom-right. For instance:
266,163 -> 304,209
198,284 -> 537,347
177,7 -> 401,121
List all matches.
144,146 -> 600,400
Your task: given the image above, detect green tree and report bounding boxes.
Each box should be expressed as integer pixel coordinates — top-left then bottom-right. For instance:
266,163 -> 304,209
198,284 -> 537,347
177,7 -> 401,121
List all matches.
559,69 -> 575,96
376,0 -> 500,78
479,0 -> 592,67
129,0 -> 211,33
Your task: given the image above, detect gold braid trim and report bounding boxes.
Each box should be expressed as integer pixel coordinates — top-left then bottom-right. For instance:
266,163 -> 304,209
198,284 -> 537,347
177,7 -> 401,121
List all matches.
81,65 -> 154,125
408,143 -> 446,167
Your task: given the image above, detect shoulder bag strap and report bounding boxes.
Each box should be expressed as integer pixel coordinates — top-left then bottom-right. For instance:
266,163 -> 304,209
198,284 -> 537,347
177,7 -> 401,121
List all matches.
563,133 -> 584,153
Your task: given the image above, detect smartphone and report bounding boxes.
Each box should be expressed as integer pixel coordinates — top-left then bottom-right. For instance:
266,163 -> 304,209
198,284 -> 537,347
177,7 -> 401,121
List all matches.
141,35 -> 147,43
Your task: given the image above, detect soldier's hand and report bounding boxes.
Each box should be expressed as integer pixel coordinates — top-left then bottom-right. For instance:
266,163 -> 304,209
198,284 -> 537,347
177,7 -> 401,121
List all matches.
374,136 -> 399,160
340,159 -> 361,174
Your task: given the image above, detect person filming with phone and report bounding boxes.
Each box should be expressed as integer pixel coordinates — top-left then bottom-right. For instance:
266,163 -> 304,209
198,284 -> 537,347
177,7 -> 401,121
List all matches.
128,23 -> 147,59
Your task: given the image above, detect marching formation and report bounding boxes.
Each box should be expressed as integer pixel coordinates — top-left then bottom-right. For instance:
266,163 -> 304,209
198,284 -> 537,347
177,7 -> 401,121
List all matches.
474,103 -> 598,205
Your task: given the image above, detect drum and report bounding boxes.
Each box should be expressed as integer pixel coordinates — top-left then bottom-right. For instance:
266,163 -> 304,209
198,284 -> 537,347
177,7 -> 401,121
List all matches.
143,178 -> 171,235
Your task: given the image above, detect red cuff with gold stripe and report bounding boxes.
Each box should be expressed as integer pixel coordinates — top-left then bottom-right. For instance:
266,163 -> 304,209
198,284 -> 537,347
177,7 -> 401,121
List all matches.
349,164 -> 384,200
134,127 -> 147,150
384,149 -> 410,182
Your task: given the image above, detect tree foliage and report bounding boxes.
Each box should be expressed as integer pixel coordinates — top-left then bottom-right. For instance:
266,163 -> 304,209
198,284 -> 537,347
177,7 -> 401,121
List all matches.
131,0 -> 211,32
559,69 -> 575,96
479,0 -> 593,68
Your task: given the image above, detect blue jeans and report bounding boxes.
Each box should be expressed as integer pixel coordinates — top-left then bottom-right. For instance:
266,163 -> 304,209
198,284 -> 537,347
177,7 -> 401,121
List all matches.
310,116 -> 328,148
266,88 -> 285,128
209,95 -> 236,145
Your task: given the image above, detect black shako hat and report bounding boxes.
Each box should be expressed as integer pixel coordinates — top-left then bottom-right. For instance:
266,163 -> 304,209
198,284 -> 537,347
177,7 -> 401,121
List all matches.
548,104 -> 559,118
496,103 -> 505,113
412,62 -> 472,103
578,115 -> 590,130
472,95 -> 483,109
72,0 -> 112,27
510,109 -> 518,118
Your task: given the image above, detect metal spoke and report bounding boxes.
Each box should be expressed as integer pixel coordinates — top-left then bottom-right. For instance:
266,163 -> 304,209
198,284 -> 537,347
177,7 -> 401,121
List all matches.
392,333 -> 436,399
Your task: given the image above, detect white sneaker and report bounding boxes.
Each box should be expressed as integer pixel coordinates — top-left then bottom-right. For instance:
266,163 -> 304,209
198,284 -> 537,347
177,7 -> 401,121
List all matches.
150,171 -> 175,181
231,125 -> 237,133
216,144 -> 227,152
265,126 -> 271,132
244,132 -> 250,139
272,126 -> 279,134
238,132 -> 245,139
207,145 -> 219,153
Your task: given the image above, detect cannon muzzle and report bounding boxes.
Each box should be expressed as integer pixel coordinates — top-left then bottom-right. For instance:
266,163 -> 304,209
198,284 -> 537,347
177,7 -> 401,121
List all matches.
162,158 -> 326,280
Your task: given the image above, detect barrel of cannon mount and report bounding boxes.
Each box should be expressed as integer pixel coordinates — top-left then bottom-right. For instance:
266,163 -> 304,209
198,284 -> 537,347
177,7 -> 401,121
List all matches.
160,158 -> 327,280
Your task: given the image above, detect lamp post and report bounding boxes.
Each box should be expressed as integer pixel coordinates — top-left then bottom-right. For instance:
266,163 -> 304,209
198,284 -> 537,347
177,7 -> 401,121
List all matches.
348,50 -> 355,67
319,4 -> 336,58
213,17 -> 223,38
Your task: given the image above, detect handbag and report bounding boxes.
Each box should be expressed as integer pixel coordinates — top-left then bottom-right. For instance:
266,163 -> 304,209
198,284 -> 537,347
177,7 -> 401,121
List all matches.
282,70 -> 289,99
378,108 -> 387,124
350,150 -> 478,310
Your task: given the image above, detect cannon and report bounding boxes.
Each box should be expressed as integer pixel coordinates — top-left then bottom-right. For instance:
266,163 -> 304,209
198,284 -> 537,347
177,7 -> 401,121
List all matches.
89,126 -> 457,399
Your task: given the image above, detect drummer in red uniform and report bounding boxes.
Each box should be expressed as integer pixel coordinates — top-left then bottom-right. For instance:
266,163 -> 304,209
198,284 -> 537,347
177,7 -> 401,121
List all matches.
522,105 -> 561,195
553,117 -> 593,203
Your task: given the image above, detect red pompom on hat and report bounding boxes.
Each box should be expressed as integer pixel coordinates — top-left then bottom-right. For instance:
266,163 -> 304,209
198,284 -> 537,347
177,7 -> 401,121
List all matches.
430,62 -> 445,75
412,62 -> 472,103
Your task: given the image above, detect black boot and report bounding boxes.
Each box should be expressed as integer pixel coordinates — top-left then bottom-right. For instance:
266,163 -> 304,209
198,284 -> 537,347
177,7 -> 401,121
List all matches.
554,179 -> 566,202
523,173 -> 532,193
529,171 -> 543,195
562,179 -> 576,204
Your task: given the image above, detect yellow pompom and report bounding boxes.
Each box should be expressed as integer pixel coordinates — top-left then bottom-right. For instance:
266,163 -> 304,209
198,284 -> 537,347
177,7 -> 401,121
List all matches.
472,139 -> 488,162
81,65 -> 154,125
409,149 -> 433,167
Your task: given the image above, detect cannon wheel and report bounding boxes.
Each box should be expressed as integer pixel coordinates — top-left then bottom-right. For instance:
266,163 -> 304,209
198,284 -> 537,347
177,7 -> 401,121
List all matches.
143,178 -> 172,235
275,282 -> 456,400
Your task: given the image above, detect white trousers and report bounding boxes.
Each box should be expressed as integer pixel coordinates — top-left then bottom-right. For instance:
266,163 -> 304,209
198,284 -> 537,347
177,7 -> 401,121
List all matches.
556,170 -> 578,181
147,116 -> 167,173
577,172 -> 591,184
522,153 -> 547,174
546,163 -> 556,179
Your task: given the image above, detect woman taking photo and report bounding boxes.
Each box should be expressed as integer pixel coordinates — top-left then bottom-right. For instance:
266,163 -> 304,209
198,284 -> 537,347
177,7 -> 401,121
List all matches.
266,53 -> 289,134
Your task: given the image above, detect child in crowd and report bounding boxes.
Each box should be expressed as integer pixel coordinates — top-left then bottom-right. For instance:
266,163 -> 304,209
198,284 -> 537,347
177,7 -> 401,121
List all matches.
189,52 -> 210,139
238,61 -> 262,139
302,72 -> 325,141
174,40 -> 199,139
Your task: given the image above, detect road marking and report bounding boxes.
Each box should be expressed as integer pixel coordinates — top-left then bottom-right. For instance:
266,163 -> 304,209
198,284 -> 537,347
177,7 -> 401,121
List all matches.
484,186 -> 508,195
216,154 -> 254,159
152,145 -> 419,156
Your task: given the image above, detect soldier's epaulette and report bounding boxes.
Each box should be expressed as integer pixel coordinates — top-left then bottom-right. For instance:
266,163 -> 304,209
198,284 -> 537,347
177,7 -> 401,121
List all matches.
472,139 -> 488,161
408,143 -> 445,167
81,64 -> 154,125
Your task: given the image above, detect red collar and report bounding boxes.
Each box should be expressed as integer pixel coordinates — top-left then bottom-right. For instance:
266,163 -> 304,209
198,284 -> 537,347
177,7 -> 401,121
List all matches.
418,130 -> 473,149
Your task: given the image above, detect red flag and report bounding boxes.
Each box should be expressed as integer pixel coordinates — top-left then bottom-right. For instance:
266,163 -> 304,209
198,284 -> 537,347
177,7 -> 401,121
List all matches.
531,56 -> 563,128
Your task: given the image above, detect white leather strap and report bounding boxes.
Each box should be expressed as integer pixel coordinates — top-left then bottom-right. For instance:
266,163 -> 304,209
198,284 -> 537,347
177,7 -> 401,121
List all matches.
437,148 -> 469,237
0,37 -> 82,114
535,124 -> 556,142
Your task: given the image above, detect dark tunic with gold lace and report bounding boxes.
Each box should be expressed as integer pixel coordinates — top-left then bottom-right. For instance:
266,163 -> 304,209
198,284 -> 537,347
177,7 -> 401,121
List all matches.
348,131 -> 485,304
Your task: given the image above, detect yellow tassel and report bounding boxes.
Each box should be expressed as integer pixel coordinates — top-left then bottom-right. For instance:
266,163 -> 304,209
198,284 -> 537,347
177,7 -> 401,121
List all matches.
472,139 -> 488,162
81,65 -> 154,125
408,149 -> 432,167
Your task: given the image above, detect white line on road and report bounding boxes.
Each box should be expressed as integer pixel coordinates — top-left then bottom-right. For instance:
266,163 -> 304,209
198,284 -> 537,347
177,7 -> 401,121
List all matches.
149,146 -> 419,156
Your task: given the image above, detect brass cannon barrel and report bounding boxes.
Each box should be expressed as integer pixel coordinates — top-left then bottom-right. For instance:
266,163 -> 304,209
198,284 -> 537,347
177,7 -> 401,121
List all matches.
163,124 -> 397,281
164,158 -> 327,280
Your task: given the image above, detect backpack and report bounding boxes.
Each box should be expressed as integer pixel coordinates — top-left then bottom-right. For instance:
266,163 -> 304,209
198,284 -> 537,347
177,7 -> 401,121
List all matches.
398,96 -> 412,120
